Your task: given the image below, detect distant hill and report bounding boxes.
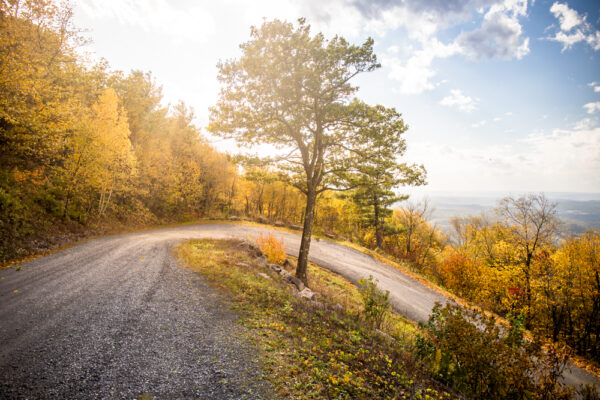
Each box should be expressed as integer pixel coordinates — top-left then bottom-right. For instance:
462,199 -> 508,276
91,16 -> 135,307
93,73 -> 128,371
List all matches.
397,192 -> 600,234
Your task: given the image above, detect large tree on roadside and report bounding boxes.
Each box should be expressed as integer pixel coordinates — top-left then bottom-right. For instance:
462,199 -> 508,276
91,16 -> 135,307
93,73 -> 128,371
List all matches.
209,19 -> 417,284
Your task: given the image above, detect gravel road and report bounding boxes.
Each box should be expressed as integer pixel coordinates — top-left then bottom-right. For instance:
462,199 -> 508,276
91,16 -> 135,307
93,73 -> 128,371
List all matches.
1,223 -> 598,398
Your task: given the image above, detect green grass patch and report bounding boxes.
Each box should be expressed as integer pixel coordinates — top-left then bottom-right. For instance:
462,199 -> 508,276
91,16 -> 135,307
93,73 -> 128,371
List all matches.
176,239 -> 456,400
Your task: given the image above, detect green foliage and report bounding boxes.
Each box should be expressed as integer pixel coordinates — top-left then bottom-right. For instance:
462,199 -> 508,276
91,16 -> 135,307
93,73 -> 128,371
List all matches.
358,275 -> 390,330
417,302 -> 572,400
358,276 -> 391,329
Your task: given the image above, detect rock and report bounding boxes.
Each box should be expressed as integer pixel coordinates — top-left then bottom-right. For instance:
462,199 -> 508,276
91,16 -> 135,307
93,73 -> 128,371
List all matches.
257,272 -> 271,281
284,274 -> 305,291
279,269 -> 292,279
256,216 -> 268,224
333,303 -> 344,313
228,215 -> 240,221
274,221 -> 285,227
298,287 -> 314,300
288,224 -> 302,231
375,329 -> 396,342
268,263 -> 282,273
324,233 -> 336,239
283,259 -> 296,268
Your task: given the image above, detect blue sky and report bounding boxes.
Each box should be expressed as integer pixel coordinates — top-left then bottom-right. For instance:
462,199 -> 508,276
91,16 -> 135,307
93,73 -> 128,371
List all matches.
73,0 -> 600,194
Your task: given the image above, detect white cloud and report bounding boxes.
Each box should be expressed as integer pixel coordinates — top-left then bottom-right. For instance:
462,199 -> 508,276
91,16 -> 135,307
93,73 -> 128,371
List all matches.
584,102 -> 600,114
587,31 -> 600,51
472,120 -> 487,128
573,117 -> 597,130
550,2 -> 583,31
457,0 -> 530,60
493,116 -> 502,121
384,38 -> 461,94
440,89 -> 478,112
405,125 -> 600,192
547,2 -> 600,51
589,82 -> 600,93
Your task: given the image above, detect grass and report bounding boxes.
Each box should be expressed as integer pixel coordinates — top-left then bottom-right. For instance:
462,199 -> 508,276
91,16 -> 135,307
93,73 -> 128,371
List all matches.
176,239 -> 457,400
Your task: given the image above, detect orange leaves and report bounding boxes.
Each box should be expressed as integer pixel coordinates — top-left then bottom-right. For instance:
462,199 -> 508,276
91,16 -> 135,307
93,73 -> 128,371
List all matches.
256,233 -> 287,265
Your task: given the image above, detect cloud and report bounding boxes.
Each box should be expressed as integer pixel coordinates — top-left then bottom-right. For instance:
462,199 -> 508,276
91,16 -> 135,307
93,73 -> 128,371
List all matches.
547,2 -> 600,51
589,82 -> 600,93
384,38 -> 461,94
573,117 -> 597,130
472,119 -> 487,127
440,89 -> 478,112
550,2 -> 583,31
457,0 -> 530,60
405,124 -> 600,192
584,102 -> 600,114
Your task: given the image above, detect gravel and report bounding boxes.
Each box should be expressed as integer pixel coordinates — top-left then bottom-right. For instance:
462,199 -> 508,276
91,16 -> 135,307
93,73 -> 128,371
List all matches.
0,237 -> 271,399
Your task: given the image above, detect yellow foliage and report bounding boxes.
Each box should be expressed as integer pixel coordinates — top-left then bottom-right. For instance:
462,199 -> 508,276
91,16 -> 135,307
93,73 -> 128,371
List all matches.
256,234 -> 287,264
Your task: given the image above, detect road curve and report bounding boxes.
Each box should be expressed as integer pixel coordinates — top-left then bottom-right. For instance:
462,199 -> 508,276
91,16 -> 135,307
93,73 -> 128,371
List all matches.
1,222 -> 598,396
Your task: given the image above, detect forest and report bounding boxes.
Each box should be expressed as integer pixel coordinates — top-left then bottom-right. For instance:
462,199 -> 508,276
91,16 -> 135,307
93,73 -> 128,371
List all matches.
1,0 -> 598,377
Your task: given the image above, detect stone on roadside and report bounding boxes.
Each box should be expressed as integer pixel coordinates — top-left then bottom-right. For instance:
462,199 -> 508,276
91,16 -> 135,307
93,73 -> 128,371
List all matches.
284,274 -> 304,291
298,287 -> 315,300
268,263 -> 282,273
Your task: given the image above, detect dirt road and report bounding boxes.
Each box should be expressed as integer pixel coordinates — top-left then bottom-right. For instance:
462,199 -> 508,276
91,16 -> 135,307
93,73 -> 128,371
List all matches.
1,223 -> 597,397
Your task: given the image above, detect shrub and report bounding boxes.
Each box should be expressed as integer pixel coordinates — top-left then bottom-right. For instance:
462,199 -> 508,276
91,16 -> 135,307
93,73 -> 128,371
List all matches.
256,233 -> 287,264
358,275 -> 390,330
416,302 -> 572,400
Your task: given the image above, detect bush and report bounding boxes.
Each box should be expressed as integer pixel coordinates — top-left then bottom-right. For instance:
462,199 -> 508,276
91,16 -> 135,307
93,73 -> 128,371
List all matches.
256,233 -> 287,264
416,303 -> 571,400
358,275 -> 390,330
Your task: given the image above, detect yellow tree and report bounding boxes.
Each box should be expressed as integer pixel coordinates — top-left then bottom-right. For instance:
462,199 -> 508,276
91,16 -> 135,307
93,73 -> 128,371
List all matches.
496,194 -> 558,326
62,88 -> 135,219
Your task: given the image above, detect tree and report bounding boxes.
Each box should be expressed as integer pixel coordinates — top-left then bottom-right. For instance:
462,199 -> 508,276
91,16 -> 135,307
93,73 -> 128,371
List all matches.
62,88 -> 136,219
0,0 -> 83,171
348,105 -> 426,249
496,193 -> 559,326
209,19 -> 417,284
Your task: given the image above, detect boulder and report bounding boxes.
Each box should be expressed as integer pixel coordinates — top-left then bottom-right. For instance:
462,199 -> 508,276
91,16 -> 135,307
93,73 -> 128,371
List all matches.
288,224 -> 302,231
298,287 -> 314,300
268,263 -> 282,273
284,274 -> 305,291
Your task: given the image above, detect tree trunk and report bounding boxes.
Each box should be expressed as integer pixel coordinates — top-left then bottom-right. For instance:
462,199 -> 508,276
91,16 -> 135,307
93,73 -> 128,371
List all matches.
373,197 -> 383,249
296,189 -> 317,285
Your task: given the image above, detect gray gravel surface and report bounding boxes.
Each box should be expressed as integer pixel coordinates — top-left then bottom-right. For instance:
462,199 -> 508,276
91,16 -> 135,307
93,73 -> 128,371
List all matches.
0,222 -> 598,398
0,235 -> 270,399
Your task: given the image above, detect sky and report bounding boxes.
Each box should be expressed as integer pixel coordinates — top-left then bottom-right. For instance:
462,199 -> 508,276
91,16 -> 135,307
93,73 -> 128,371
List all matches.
72,0 -> 600,195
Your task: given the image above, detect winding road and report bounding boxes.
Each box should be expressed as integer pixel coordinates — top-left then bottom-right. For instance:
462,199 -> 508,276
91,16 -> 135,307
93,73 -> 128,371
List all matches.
1,223 -> 598,398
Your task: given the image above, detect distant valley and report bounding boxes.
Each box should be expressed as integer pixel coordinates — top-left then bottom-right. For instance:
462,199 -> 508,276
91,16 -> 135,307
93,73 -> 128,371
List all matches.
402,192 -> 600,234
